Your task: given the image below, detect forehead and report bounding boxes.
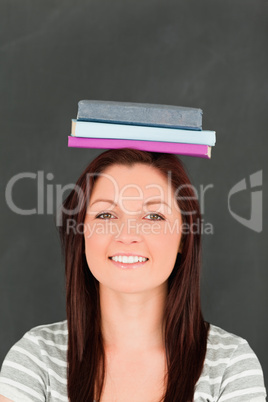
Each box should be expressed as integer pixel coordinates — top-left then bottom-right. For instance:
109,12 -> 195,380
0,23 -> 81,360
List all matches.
88,163 -> 181,216
91,163 -> 169,197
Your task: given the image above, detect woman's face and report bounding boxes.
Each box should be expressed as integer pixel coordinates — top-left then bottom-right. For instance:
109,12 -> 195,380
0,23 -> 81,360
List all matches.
84,163 -> 183,294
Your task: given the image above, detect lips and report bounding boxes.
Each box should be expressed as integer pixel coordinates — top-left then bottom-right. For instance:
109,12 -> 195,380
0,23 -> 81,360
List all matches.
109,253 -> 149,259
109,255 -> 148,263
108,254 -> 149,269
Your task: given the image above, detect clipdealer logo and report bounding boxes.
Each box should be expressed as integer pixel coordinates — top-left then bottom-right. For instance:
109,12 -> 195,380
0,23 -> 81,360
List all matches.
228,171 -> 263,233
4,170 -> 263,233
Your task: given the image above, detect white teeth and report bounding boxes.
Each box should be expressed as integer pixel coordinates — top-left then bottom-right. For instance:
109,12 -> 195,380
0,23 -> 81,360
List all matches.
111,256 -> 148,264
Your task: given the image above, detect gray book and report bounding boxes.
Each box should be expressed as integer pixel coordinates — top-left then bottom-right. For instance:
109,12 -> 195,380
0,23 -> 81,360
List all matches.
77,100 -> 202,130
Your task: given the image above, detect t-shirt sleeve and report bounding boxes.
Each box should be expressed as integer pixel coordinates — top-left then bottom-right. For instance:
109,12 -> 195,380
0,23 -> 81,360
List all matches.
217,339 -> 267,402
0,330 -> 48,402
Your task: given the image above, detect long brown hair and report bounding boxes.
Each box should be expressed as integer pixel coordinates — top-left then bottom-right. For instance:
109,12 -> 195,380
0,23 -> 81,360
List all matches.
59,148 -> 209,401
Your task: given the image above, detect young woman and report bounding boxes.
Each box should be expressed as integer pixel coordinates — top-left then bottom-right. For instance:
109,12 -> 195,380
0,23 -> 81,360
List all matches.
0,149 -> 266,401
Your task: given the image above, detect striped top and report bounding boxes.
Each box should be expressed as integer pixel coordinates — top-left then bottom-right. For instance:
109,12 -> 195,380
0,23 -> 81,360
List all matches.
0,320 -> 266,402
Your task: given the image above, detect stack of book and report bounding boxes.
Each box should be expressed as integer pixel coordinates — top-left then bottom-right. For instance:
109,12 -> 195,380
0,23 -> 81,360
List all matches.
68,100 -> 216,159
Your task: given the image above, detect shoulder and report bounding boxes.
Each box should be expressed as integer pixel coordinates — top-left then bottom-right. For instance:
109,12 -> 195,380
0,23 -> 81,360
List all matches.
8,319 -> 68,361
1,319 -> 68,358
207,323 -> 250,350
25,320 -> 68,344
0,320 -> 68,402
14,319 -> 68,371
195,323 -> 267,401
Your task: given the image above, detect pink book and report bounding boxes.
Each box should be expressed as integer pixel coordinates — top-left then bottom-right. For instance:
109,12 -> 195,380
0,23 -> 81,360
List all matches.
68,136 -> 211,159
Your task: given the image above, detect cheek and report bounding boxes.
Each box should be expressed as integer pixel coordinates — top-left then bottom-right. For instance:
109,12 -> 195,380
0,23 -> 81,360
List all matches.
84,239 -> 103,283
84,225 -> 105,273
84,219 -> 108,248
148,232 -> 181,275
160,232 -> 181,271
149,225 -> 181,254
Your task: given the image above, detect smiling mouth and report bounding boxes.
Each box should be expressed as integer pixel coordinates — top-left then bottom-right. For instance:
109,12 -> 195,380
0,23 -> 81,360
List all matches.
108,256 -> 149,264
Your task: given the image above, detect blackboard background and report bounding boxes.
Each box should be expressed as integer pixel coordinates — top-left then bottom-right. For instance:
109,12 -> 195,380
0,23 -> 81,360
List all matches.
1,0 -> 267,390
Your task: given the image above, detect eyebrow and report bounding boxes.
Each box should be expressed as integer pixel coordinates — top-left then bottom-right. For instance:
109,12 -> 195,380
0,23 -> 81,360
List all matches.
89,199 -> 171,208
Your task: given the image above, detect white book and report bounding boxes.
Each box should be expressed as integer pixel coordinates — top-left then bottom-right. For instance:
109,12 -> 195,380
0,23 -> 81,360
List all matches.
71,120 -> 216,146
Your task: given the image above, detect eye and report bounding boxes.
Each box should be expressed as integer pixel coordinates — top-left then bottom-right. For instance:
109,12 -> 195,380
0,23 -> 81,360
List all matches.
95,212 -> 116,220
144,213 -> 165,221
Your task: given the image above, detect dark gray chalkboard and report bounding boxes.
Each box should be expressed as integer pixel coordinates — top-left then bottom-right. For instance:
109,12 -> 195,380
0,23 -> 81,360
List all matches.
1,0 -> 267,389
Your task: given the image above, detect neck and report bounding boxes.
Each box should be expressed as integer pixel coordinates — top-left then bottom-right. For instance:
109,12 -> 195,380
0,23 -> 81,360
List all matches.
99,284 -> 167,354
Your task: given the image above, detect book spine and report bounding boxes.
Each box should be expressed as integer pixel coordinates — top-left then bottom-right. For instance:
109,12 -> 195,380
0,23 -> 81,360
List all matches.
68,136 -> 211,159
77,100 -> 202,130
72,120 -> 215,146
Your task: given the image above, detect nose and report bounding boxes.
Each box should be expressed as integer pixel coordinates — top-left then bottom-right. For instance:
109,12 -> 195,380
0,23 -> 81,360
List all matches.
114,217 -> 143,244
